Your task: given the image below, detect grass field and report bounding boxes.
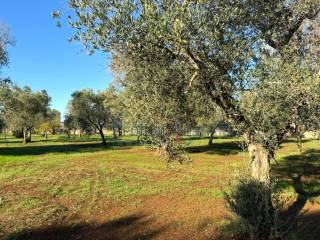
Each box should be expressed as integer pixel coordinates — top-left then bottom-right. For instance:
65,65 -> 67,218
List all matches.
0,134 -> 319,240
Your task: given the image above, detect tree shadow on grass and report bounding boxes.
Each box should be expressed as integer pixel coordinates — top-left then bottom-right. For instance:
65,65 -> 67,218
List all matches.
0,143 -> 108,156
186,141 -> 242,155
0,139 -> 45,144
0,135 -> 141,146
294,211 -> 320,240
272,149 -> 320,239
5,213 -> 168,240
0,140 -> 142,156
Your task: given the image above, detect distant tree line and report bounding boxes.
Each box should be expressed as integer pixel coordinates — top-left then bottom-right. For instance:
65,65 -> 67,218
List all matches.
0,80 -> 62,144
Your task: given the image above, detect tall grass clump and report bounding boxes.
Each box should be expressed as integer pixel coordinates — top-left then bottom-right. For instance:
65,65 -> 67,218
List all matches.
224,178 -> 283,240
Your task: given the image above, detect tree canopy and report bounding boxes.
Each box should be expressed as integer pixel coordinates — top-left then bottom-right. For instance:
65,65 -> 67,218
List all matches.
68,89 -> 111,144
0,24 -> 13,69
59,0 -> 320,181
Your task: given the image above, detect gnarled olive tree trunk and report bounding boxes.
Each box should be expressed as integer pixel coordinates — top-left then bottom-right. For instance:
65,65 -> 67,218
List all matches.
247,142 -> 282,240
23,128 -> 27,144
208,128 -> 215,146
248,143 -> 271,184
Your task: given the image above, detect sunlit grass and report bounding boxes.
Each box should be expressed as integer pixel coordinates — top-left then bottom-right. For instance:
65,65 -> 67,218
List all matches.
0,134 -> 319,239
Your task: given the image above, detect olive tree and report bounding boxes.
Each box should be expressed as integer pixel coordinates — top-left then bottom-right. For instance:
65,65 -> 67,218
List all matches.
187,89 -> 226,145
103,85 -> 124,138
241,58 -> 320,180
63,113 -> 78,139
36,109 -> 61,138
0,25 -> 14,135
68,89 -> 110,145
48,109 -> 61,134
58,0 -> 320,184
0,24 -> 12,69
112,50 -> 197,161
0,79 -> 12,138
6,86 -> 51,144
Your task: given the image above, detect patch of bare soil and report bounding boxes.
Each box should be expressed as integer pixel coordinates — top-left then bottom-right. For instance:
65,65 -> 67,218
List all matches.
3,185 -> 229,240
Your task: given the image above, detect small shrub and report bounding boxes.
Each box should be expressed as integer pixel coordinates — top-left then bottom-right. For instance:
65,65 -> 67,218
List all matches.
224,179 -> 282,240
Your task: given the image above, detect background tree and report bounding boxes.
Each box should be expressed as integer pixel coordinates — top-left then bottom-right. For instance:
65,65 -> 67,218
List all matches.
187,90 -> 226,145
7,86 -> 51,144
0,79 -> 13,139
0,112 -> 6,138
68,89 -> 110,145
0,24 -> 14,138
0,24 -> 13,69
103,85 -> 124,138
63,113 -> 78,139
36,119 -> 51,139
48,109 -> 61,134
35,109 -> 61,139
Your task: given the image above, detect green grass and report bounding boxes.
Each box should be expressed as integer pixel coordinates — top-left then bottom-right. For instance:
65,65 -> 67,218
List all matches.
0,134 -> 319,240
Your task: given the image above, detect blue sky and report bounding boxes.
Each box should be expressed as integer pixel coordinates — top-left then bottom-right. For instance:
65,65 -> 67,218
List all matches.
0,0 -> 112,116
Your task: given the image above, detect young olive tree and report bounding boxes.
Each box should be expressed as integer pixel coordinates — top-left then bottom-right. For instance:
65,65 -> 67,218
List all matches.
63,113 -> 78,139
48,109 -> 61,134
36,109 -> 61,138
36,120 -> 51,139
69,89 -> 110,145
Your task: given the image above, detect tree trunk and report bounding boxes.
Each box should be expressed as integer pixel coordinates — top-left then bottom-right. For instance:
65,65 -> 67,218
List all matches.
23,128 -> 27,144
248,143 -> 283,240
29,130 -> 32,142
208,129 -> 215,146
73,130 -> 76,139
118,129 -> 122,137
248,143 -> 271,184
98,129 -> 107,145
45,133 -> 48,140
156,141 -> 169,159
113,128 -> 117,138
297,133 -> 303,154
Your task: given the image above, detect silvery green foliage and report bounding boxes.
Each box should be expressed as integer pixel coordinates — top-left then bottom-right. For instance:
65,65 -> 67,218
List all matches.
63,113 -> 78,134
0,24 -> 13,68
240,56 -> 320,153
61,0 -> 320,152
68,89 -> 111,144
5,85 -> 51,134
117,53 -> 194,161
225,178 -> 282,240
103,85 -> 124,137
